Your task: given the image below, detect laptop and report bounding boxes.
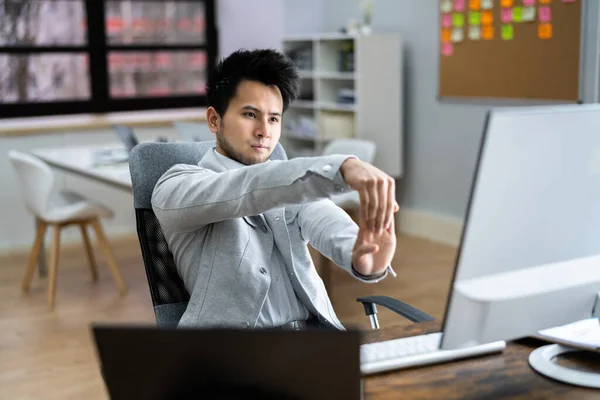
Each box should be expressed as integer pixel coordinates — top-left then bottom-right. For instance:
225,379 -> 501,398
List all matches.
92,125 -> 139,165
112,124 -> 140,153
92,325 -> 362,400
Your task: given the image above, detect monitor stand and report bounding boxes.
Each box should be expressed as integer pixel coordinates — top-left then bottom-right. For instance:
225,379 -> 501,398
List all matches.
529,293 -> 600,388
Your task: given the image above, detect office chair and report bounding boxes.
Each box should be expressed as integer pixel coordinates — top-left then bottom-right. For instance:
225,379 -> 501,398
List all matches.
8,150 -> 127,309
128,141 -> 433,328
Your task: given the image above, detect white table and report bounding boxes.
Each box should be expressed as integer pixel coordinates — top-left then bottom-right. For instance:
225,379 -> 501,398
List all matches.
30,144 -> 133,275
32,144 -> 133,192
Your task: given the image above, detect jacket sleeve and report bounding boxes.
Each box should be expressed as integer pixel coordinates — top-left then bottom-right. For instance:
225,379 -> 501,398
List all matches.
297,199 -> 396,283
151,154 -> 354,232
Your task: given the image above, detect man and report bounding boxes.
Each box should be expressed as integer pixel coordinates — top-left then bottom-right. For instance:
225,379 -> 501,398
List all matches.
152,49 -> 399,330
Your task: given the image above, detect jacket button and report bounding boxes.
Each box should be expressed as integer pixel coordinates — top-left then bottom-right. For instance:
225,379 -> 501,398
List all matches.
322,164 -> 332,172
274,216 -> 281,221
242,321 -> 250,328
260,267 -> 268,275
261,225 -> 268,232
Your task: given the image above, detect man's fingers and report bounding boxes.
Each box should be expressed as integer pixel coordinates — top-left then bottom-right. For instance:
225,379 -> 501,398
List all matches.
367,179 -> 377,230
359,187 -> 370,228
386,178 -> 396,230
376,178 -> 387,234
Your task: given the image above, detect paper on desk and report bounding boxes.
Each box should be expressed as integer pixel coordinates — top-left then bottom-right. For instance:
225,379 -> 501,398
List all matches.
536,318 -> 600,352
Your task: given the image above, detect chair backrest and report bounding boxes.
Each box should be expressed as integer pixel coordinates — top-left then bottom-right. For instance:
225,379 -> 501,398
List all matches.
172,121 -> 214,142
322,138 -> 377,163
8,150 -> 55,218
128,140 -> 288,327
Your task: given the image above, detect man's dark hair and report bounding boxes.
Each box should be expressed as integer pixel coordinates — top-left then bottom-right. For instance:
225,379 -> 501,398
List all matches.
206,49 -> 300,117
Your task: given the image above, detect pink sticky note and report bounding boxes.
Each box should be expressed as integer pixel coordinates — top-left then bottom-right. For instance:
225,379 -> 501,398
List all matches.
442,13 -> 453,28
442,42 -> 454,56
539,5 -> 551,22
454,0 -> 466,11
523,0 -> 536,5
501,8 -> 513,23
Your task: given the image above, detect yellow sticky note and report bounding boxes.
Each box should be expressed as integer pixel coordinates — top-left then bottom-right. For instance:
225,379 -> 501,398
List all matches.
482,25 -> 494,39
441,28 -> 452,43
539,0 -> 551,3
538,22 -> 552,39
481,10 -> 494,25
501,24 -> 514,40
469,0 -> 481,10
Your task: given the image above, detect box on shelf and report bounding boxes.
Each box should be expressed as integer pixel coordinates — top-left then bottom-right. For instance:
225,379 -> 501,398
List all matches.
318,111 -> 355,140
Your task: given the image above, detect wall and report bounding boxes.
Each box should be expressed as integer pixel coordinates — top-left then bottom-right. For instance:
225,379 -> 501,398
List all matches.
323,0 -> 600,244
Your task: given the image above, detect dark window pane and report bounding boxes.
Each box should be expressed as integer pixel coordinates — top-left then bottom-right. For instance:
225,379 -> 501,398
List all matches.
108,51 -> 206,98
0,53 -> 90,103
105,1 -> 205,45
0,1 -> 86,46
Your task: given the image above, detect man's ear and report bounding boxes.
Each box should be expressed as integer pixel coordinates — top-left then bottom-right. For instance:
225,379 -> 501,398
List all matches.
206,107 -> 221,134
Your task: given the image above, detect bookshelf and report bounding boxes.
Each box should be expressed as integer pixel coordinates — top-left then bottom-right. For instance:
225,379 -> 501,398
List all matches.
281,33 -> 404,178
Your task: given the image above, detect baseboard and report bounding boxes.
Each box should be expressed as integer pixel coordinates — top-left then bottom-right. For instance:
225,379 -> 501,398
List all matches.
397,209 -> 464,247
0,228 -> 138,259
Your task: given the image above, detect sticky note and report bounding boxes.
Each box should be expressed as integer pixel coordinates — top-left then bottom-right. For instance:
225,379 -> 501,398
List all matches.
512,6 -> 524,22
538,22 -> 552,39
469,11 -> 481,25
539,0 -> 551,3
441,28 -> 452,42
469,25 -> 482,40
469,0 -> 481,10
481,10 -> 494,25
482,25 -> 494,39
442,13 -> 453,27
523,0 -> 536,5
501,0 -> 513,7
523,6 -> 536,21
539,6 -> 551,22
501,24 -> 514,40
440,0 -> 453,13
501,8 -> 513,23
453,12 -> 465,27
481,0 -> 494,9
442,42 -> 454,56
452,28 -> 465,42
455,0 -> 466,11
562,0 -> 576,2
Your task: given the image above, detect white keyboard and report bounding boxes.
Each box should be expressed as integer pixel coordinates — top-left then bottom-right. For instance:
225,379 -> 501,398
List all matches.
360,332 -> 506,375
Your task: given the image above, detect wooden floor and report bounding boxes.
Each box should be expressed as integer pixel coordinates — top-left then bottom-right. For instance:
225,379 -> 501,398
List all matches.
0,232 -> 457,399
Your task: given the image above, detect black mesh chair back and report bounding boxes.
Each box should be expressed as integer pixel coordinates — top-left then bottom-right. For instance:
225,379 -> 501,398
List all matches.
128,140 -> 288,327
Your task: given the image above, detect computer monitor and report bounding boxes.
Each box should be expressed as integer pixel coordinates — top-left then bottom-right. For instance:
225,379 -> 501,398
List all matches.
112,124 -> 139,153
441,104 -> 600,353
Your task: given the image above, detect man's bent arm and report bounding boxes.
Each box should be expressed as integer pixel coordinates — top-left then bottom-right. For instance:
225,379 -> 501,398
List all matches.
151,155 -> 354,232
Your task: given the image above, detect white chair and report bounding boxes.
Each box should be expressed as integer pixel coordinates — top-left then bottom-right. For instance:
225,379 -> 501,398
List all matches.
322,138 -> 377,211
8,150 -> 127,309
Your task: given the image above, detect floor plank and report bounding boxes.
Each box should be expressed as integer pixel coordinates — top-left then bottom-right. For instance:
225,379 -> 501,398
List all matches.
0,233 -> 457,399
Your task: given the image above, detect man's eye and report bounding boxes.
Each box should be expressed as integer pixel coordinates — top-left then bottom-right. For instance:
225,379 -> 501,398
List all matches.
245,112 -> 256,118
270,117 -> 279,123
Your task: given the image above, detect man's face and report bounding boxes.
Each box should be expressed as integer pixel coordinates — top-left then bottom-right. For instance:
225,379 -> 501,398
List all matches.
207,80 -> 283,165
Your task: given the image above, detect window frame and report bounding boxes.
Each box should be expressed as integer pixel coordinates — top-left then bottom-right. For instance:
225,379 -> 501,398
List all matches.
0,0 -> 217,119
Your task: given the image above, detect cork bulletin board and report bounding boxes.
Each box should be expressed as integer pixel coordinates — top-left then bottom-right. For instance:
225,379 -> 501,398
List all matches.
438,0 -> 582,101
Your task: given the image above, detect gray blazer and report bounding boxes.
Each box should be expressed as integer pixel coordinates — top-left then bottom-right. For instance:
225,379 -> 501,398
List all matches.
151,149 -> 391,330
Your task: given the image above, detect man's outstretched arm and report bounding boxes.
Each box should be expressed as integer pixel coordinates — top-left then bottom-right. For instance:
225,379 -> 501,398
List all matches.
151,155 -> 354,232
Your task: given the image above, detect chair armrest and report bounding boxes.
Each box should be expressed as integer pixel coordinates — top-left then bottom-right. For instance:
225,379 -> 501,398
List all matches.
357,296 -> 435,323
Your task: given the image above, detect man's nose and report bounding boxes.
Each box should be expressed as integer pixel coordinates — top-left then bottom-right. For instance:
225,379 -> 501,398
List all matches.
255,119 -> 270,138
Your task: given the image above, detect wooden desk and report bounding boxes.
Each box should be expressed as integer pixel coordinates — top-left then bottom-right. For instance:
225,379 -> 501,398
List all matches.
362,322 -> 600,399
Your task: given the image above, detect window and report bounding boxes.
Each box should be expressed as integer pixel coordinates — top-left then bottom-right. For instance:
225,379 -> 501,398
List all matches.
0,0 -> 217,118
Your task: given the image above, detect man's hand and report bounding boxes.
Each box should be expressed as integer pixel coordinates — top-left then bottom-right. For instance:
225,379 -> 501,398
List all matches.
340,158 -> 398,233
352,215 -> 397,276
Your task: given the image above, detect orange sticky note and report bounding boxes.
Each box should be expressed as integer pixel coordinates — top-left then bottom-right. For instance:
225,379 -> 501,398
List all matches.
481,11 -> 494,25
539,0 -> 551,3
482,25 -> 494,39
538,22 -> 552,39
441,28 -> 452,42
501,0 -> 514,7
469,0 -> 481,10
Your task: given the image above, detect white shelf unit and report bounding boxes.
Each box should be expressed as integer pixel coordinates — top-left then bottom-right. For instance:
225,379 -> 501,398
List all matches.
281,33 -> 404,178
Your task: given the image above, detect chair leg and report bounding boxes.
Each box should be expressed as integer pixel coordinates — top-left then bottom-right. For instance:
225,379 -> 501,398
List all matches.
79,222 -> 98,281
89,218 -> 127,295
23,219 -> 47,293
48,224 -> 62,310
